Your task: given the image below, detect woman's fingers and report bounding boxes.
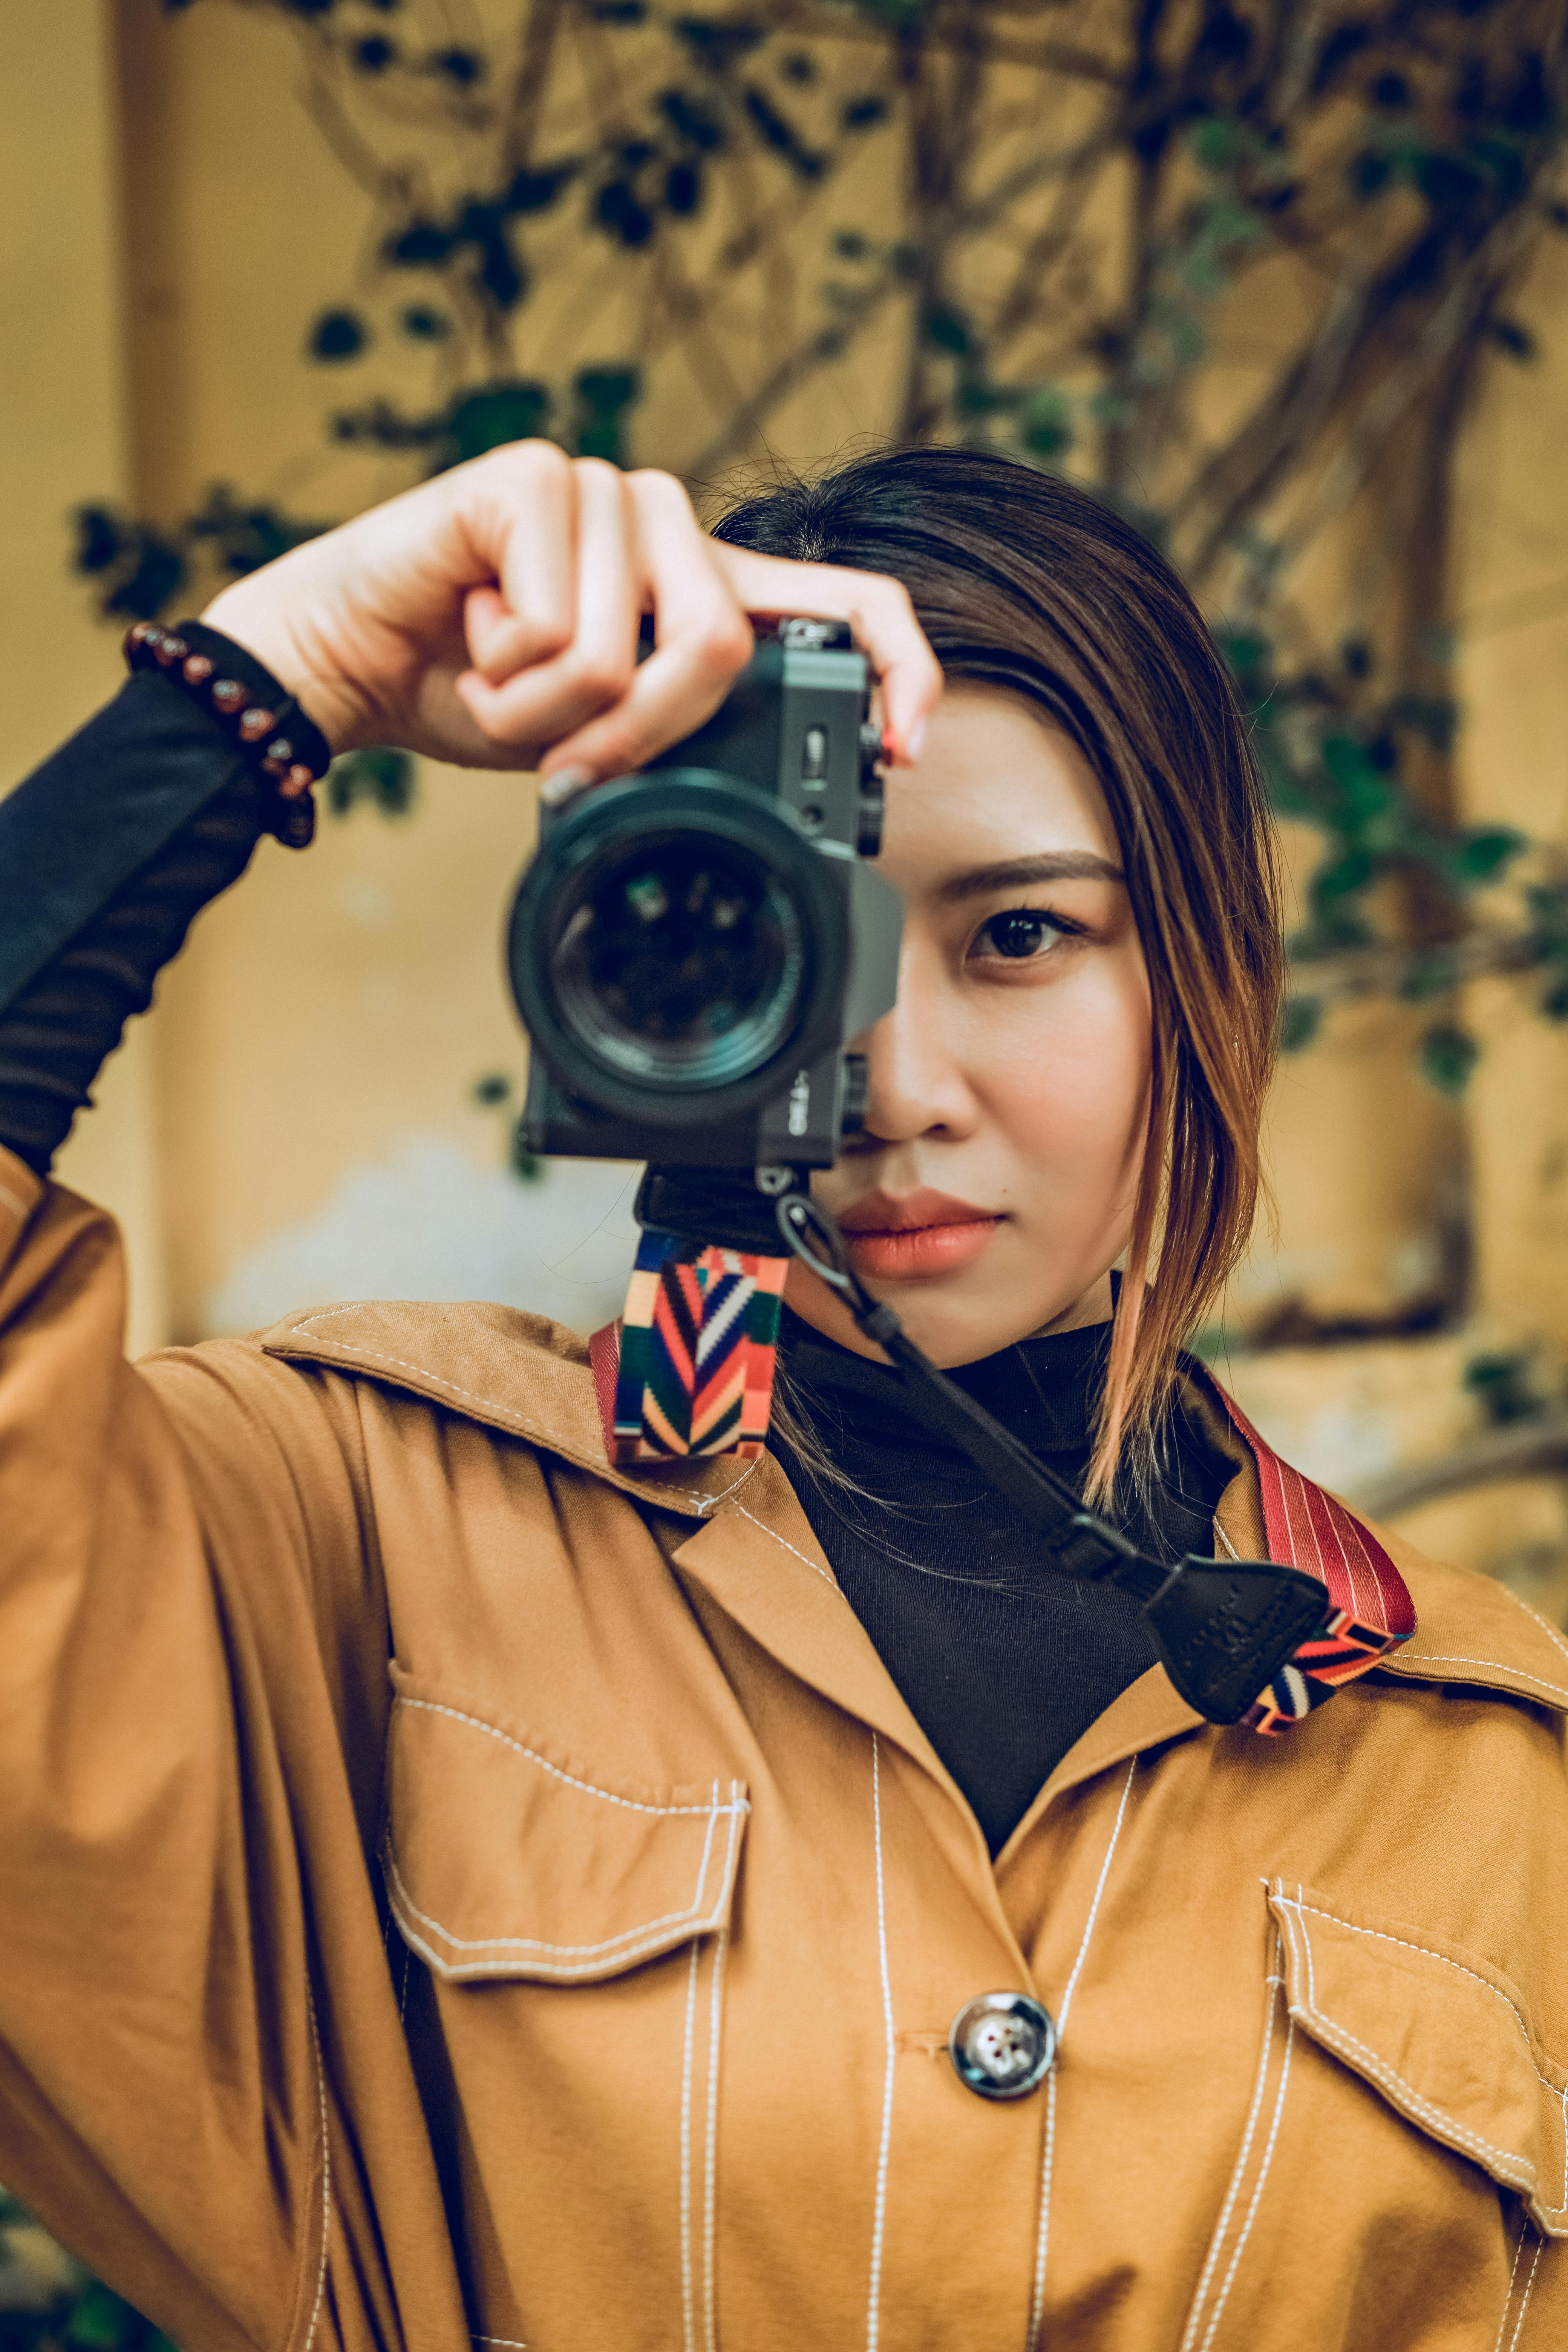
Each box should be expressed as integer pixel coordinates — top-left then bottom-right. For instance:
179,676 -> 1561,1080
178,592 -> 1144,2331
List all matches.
445,449 -> 942,780
533,470 -> 754,784
456,460 -> 642,753
709,544 -> 944,765
462,443 -> 577,680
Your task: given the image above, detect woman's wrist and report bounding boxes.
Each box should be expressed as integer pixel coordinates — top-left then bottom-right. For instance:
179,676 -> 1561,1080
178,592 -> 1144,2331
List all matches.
201,576 -> 363,756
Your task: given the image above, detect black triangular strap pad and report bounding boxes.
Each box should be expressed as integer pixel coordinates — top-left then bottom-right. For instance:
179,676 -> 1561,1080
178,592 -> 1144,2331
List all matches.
1144,1557 -> 1332,1725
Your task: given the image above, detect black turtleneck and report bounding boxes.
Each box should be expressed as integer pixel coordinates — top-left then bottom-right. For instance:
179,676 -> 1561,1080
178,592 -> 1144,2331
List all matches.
772,1306 -> 1233,1854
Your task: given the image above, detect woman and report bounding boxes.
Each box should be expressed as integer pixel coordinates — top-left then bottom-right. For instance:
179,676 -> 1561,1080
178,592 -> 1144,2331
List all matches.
0,443 -> 1562,2351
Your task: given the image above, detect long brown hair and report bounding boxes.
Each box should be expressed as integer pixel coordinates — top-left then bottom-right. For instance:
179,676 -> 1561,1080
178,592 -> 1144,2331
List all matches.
712,447 -> 1282,1498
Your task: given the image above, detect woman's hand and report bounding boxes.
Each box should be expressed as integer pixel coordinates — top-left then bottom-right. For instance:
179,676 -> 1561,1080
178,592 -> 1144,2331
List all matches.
202,443 -> 942,781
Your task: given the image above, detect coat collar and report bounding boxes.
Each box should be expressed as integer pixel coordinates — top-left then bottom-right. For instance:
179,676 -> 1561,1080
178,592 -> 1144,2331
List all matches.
259,1298 -> 1568,1731
259,1297 -> 753,1519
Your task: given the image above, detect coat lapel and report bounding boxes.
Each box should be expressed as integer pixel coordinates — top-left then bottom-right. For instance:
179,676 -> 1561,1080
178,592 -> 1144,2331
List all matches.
668,1450 -> 971,1799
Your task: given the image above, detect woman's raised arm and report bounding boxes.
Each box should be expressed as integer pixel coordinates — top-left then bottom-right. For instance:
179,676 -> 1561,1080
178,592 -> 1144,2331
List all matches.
0,444 -> 940,2344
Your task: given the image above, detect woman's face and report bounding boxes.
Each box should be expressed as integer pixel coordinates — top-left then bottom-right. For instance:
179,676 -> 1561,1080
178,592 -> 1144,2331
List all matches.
790,683 -> 1152,1367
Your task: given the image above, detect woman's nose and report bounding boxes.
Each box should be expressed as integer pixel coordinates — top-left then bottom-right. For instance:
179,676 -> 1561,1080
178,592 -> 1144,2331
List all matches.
852,962 -> 977,1145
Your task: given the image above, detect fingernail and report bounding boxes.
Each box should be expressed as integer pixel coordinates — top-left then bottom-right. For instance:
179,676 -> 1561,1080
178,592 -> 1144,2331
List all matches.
903,718 -> 927,766
540,765 -> 596,807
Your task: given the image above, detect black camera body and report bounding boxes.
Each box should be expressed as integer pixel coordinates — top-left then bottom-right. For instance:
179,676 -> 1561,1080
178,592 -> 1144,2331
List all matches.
508,619 -> 902,1173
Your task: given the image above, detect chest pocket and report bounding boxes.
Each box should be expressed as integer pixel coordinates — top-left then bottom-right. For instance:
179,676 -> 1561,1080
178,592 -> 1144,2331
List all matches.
381,1666 -> 749,1983
1268,1880 -> 1568,2237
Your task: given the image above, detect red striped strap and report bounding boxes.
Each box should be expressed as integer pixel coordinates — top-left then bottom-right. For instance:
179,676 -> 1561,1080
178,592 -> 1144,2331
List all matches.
1201,1374 -> 1415,1734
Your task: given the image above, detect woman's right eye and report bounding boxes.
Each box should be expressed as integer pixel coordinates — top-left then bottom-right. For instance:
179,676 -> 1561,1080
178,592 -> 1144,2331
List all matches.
973,909 -> 1068,961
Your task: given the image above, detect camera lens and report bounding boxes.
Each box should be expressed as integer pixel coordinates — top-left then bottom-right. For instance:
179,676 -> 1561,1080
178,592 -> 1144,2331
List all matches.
508,770 -> 847,1130
550,831 -> 805,1085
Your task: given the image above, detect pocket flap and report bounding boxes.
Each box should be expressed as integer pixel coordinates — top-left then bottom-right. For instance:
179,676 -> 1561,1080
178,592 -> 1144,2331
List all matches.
1269,1880 -> 1568,2236
383,1673 -> 749,1984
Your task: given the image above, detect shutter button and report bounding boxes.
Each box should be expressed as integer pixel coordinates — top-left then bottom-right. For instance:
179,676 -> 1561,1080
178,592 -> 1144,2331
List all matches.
948,1992 -> 1057,2100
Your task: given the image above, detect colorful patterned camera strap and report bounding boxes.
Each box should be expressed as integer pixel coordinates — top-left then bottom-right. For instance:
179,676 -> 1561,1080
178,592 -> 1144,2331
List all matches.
589,1224 -> 790,1466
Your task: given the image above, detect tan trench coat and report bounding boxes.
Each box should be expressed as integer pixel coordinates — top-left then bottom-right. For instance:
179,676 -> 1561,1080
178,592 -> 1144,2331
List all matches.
3,1147 -> 1567,2352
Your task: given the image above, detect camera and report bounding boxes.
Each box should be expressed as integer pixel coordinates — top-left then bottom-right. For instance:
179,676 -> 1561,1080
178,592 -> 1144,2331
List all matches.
507,619 -> 902,1178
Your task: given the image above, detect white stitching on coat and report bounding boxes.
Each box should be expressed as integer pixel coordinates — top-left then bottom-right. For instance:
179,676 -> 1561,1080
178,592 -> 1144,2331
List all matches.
1501,1582 -> 1568,1666
680,1937 -> 701,2352
727,1499 -> 843,1592
390,1872 -> 738,1985
1494,2216 -> 1529,2352
1282,1900 -> 1539,2192
383,1795 -> 738,1965
704,1914 -> 730,2352
1510,2231 -> 1544,2348
1276,1891 -> 1567,2220
1178,1954 -> 1285,2352
865,1733 -> 896,2352
1024,1759 -> 1138,2349
304,1984 -> 332,2352
391,1900 -> 736,1984
1197,2009 -> 1295,2351
384,1812 -> 723,1962
0,1173 -> 34,1223
1389,1654 -> 1568,1706
1274,1890 -> 1565,2113
395,1695 -> 739,1815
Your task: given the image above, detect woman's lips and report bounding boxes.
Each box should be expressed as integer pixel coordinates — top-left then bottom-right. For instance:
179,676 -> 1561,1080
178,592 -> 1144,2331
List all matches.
834,1189 -> 1004,1282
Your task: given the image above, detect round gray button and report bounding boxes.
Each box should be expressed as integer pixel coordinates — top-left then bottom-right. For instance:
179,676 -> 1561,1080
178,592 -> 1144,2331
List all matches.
948,1992 -> 1057,2100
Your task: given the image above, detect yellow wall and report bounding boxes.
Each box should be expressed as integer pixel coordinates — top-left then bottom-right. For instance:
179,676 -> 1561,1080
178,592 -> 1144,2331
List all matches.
1457,228 -> 1568,1340
0,0 -> 168,1357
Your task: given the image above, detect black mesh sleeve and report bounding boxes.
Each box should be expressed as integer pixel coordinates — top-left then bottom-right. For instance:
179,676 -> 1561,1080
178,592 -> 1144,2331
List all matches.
0,647 -> 311,1175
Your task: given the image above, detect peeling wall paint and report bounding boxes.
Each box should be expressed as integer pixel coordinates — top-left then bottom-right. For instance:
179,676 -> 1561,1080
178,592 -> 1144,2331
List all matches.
205,1135 -> 643,1341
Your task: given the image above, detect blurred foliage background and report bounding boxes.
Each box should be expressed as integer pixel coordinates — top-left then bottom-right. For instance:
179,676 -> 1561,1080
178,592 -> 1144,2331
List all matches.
76,0 -> 1568,1081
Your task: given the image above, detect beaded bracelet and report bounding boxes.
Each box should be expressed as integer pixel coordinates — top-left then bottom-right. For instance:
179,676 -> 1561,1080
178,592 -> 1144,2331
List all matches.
123,619 -> 332,851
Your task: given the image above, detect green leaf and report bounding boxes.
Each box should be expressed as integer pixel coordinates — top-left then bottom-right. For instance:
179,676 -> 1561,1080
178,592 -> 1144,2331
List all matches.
440,380 -> 552,465
1320,733 -> 1384,792
1019,385 -> 1072,459
1398,950 -> 1458,1003
326,747 -> 416,819
1463,1350 -> 1542,1426
1312,849 -> 1375,901
1418,1021 -> 1480,1095
510,1121 -> 542,1182
1202,197 -> 1262,250
1190,118 -> 1237,171
922,306 -> 970,356
1491,317 -> 1538,362
575,366 -> 640,415
400,304 -> 450,340
1280,997 -> 1321,1053
1218,629 -> 1271,678
63,2281 -> 140,2351
1181,248 -> 1228,296
1453,825 -> 1525,885
472,1072 -> 513,1106
309,308 -> 368,363
1087,387 -> 1133,429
